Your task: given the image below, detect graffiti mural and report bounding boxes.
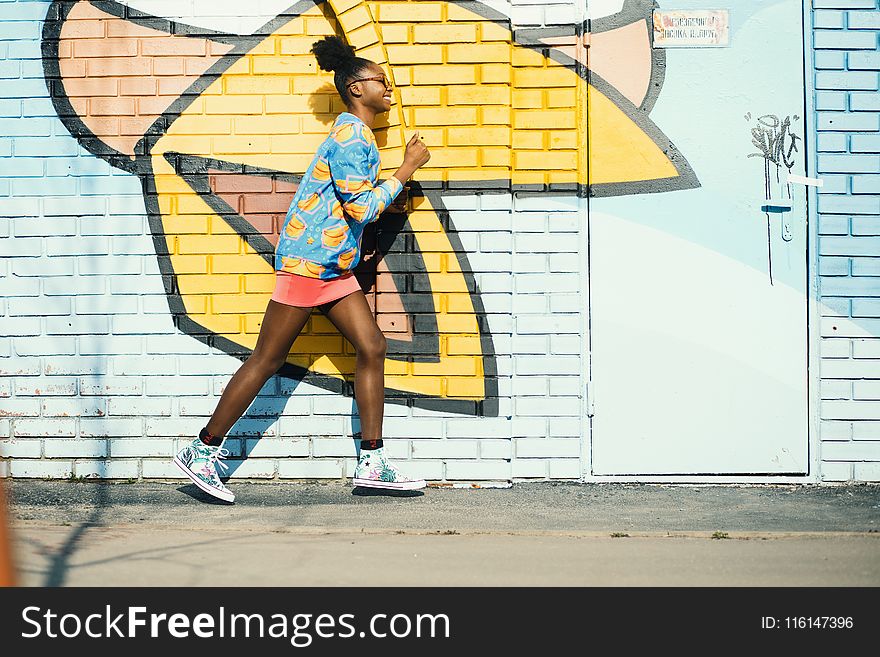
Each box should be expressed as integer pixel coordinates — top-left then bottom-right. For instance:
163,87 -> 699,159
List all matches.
41,0 -> 698,416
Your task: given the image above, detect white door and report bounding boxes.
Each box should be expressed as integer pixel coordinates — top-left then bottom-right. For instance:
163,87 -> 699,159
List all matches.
588,0 -> 810,475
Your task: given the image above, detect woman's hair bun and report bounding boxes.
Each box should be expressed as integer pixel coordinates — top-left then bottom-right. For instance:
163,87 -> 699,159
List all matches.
311,35 -> 357,73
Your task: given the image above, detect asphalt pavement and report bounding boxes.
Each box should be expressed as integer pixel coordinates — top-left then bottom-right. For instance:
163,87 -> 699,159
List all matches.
5,480 -> 880,586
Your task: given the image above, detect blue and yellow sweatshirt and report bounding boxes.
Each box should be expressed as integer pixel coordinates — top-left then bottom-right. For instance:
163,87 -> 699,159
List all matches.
274,112 -> 403,280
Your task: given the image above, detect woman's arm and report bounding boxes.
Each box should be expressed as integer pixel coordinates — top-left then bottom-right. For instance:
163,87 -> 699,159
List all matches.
328,123 -> 403,225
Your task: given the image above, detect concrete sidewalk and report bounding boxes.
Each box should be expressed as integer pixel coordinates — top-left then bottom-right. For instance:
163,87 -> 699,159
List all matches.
6,480 -> 880,586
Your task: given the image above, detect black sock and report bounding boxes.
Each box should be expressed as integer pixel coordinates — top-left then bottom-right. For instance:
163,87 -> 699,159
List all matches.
360,438 -> 383,451
199,427 -> 224,446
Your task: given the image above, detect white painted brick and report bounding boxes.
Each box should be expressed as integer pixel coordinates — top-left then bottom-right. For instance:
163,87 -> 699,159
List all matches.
412,439 -> 479,459
515,355 -> 580,375
278,459 -> 344,479
80,418 -> 143,437
511,375 -> 549,396
853,462 -> 880,481
0,399 -> 42,417
76,296 -> 138,315
821,359 -> 880,377
278,416 -> 345,436
74,460 -> 139,479
445,459 -> 511,480
820,297 -> 849,315
516,396 -> 580,416
516,273 -> 579,294
512,459 -> 548,478
0,439 -> 41,458
820,461 -> 852,482
14,338 -> 77,357
77,255 -> 142,275
511,254 -> 547,272
445,417 -> 511,438
479,438 -> 512,459
550,334 -> 581,355
549,417 -> 581,437
853,422 -> 880,440
2,318 -> 41,337
852,339 -> 880,358
442,196 -> 479,210
44,277 -> 105,296
515,314 -> 580,335
548,458 -> 581,479
0,461 -> 7,477
512,335 -> 549,354
41,398 -> 105,417
822,400 -> 880,419
511,416 -> 547,437
113,356 -> 176,376
512,294 -> 546,314
821,440 -> 880,460
516,437 -> 580,458
821,380 -> 852,399
0,357 -> 42,376
107,396 -> 171,416
44,439 -> 108,458
549,375 -> 580,397
228,418 -> 279,437
147,377 -> 211,396
512,215 -> 549,233
312,395 -> 358,415
820,420 -> 853,440
177,355 -> 237,376
142,460 -> 186,479
10,460 -> 73,478
822,338 -> 851,358
43,357 -> 107,376
854,381 -> 880,399
312,437 -> 358,457
0,418 -> 8,437
377,417 -> 443,438
14,418 -> 76,437
479,194 -> 513,211
477,273 -> 513,293
80,377 -> 143,396
226,459 -> 276,479
177,397 -> 219,416
109,438 -> 173,458
513,194 -> 579,213
112,315 -> 175,335
9,297 -> 70,316
245,438 -> 309,458
145,419 -> 195,437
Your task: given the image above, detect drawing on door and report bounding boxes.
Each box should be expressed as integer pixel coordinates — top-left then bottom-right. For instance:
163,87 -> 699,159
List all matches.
588,0 -> 810,475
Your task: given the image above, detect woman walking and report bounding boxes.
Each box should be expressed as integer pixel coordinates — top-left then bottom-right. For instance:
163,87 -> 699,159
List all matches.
173,36 -> 431,503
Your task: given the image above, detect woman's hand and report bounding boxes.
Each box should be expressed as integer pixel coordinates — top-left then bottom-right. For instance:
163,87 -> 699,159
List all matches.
403,132 -> 431,170
393,132 -> 430,185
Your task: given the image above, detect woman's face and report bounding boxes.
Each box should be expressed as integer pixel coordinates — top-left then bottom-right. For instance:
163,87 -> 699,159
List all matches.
349,63 -> 393,113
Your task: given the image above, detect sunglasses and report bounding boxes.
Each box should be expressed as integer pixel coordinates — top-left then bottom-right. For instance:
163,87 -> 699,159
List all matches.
347,75 -> 393,90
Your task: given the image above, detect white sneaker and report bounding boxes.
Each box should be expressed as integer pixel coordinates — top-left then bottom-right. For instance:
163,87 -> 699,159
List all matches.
173,437 -> 235,503
353,446 -> 425,490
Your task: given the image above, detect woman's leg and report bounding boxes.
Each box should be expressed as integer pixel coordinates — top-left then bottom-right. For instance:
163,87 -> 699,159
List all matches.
205,300 -> 312,437
320,290 -> 386,441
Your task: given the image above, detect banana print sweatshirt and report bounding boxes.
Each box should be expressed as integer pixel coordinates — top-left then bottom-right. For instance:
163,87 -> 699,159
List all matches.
274,112 -> 403,280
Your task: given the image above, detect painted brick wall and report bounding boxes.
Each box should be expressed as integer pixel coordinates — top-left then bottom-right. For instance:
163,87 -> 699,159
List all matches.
813,0 -> 880,482
2,0 -> 878,483
0,0 -> 587,483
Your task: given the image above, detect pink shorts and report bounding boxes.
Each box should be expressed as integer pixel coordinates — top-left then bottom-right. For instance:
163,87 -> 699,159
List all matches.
271,270 -> 361,308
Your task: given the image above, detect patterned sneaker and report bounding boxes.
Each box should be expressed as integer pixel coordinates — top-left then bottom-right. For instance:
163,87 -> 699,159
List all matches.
353,446 -> 425,490
173,437 -> 235,503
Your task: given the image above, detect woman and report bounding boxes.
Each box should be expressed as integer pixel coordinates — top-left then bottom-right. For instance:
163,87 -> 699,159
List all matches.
173,36 -> 431,503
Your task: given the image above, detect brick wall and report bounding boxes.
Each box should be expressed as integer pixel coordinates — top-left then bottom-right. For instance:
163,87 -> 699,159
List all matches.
814,0 -> 880,482
2,0 -> 879,483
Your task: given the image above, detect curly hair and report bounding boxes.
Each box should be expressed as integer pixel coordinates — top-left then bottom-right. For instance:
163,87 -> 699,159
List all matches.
311,35 -> 374,105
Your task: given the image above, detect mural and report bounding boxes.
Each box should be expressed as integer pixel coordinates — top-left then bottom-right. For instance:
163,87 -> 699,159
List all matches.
41,0 -> 698,416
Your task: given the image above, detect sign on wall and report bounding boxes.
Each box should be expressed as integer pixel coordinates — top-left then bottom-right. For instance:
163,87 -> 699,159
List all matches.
652,10 -> 730,48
